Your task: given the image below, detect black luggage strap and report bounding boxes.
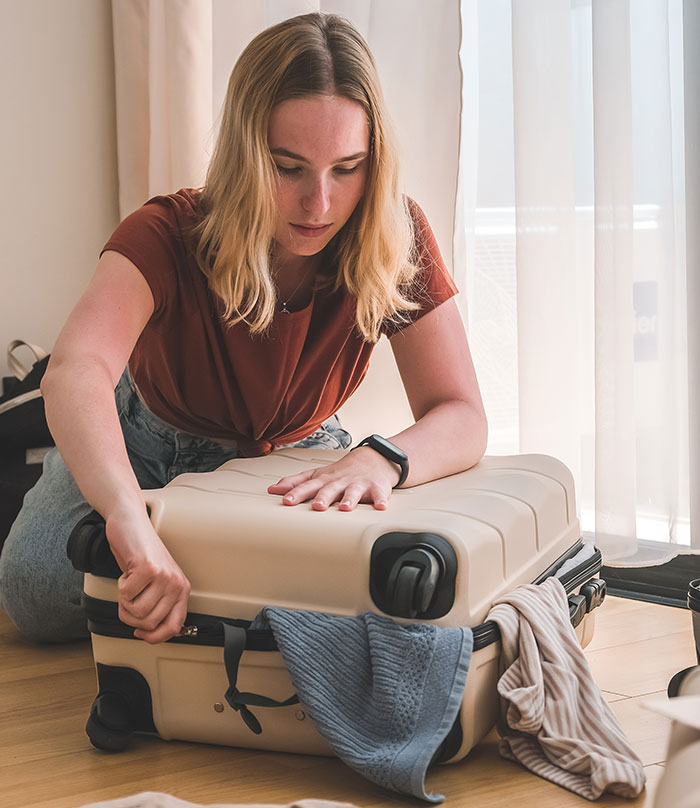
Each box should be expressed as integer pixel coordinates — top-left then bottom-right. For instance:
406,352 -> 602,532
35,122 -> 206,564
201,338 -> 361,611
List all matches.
222,623 -> 299,734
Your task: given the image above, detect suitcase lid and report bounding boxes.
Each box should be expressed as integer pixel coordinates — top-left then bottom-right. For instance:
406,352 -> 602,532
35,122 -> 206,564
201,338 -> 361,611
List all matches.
89,450 -> 581,626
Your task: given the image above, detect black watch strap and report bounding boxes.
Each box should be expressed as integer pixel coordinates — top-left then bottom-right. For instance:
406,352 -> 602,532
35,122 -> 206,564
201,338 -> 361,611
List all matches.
352,434 -> 409,488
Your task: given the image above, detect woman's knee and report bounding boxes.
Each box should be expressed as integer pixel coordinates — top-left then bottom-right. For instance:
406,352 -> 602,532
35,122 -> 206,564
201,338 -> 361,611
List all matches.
0,452 -> 92,642
0,512 -> 89,642
0,534 -> 87,643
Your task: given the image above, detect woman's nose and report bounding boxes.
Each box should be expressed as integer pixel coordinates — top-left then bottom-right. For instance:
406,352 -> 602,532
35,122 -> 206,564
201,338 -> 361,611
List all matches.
301,176 -> 331,217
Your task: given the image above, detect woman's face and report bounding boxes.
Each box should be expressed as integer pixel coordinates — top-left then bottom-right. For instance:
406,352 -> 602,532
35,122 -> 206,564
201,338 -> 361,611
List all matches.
268,95 -> 370,265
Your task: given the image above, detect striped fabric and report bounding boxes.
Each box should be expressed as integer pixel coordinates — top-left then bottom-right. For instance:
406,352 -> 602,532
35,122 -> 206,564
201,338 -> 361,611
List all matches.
487,578 -> 645,800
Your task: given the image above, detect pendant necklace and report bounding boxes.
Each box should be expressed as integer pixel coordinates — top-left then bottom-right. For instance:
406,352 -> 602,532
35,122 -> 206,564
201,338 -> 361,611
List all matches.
279,265 -> 315,314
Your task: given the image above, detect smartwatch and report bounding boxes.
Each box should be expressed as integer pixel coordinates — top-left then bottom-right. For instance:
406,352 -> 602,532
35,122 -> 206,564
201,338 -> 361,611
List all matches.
352,434 -> 409,488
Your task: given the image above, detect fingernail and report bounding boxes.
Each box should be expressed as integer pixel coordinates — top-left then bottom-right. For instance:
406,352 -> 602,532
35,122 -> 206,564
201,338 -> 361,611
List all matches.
342,500 -> 351,508
284,494 -> 295,502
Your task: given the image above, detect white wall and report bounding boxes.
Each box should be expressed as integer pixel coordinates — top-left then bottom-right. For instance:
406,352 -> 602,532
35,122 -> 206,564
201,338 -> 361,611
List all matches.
0,0 -> 119,378
336,337 -> 414,441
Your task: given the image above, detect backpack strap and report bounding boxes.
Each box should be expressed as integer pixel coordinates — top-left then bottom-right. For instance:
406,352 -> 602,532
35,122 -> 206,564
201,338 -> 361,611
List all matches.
7,340 -> 49,381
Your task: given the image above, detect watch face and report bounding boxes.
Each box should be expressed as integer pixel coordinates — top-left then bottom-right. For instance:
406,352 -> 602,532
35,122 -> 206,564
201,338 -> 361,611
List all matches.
361,435 -> 407,465
355,435 -> 408,487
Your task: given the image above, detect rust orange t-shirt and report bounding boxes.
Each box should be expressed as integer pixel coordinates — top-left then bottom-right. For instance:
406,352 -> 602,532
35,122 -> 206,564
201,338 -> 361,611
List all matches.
102,189 -> 457,456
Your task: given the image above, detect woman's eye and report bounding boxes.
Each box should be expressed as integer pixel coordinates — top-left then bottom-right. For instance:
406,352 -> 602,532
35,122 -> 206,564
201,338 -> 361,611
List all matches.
334,165 -> 360,175
275,165 -> 301,176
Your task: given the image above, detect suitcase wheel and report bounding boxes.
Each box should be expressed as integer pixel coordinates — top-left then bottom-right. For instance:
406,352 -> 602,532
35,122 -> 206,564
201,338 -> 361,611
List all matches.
67,517 -> 101,573
86,692 -> 134,752
67,510 -> 121,578
386,546 -> 444,619
369,533 -> 458,619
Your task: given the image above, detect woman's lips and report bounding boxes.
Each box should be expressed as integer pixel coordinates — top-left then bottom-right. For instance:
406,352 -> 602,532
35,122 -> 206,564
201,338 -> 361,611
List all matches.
291,223 -> 332,238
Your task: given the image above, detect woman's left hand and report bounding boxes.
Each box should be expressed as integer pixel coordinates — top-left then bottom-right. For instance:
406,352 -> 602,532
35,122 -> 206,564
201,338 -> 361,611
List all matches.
267,447 -> 400,511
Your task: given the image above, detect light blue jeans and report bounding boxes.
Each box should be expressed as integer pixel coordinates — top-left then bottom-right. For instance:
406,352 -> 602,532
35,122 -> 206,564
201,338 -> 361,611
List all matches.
0,369 -> 351,643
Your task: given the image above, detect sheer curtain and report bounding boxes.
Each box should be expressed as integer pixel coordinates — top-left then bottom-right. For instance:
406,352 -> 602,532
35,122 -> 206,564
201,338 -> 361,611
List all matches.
112,0 -> 213,218
457,0 -> 697,563
687,0 -> 700,563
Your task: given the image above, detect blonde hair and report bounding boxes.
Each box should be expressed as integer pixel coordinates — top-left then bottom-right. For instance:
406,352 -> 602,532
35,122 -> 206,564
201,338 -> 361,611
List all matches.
195,12 -> 420,342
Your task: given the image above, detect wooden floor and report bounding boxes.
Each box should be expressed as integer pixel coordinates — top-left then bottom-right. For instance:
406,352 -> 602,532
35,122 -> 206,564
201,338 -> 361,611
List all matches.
1,596 -> 697,808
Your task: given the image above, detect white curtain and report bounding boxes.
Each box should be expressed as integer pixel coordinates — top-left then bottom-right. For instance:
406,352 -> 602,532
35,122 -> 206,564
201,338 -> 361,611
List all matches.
458,0 -> 696,563
687,0 -> 700,562
112,0 -> 213,218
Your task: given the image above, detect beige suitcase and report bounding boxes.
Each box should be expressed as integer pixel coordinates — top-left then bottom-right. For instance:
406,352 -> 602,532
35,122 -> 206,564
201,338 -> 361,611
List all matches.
68,449 -> 604,764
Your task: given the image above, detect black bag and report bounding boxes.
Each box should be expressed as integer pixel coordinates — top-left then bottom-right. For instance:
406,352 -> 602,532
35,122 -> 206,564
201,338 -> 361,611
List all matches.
0,341 -> 54,552
0,340 -> 54,455
0,447 -> 46,553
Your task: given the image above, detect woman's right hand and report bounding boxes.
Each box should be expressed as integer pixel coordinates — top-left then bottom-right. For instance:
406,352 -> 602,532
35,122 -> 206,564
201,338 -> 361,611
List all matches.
105,507 -> 191,644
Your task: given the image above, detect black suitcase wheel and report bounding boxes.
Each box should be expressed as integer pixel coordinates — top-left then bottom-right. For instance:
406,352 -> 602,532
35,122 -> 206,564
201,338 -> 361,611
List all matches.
390,564 -> 422,617
386,546 -> 445,619
67,510 -> 121,578
370,533 -> 457,619
67,512 -> 106,573
86,692 -> 134,752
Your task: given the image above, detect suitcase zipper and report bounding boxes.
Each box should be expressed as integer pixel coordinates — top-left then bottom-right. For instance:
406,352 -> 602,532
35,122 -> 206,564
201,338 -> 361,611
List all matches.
82,595 -> 277,650
83,542 -> 603,653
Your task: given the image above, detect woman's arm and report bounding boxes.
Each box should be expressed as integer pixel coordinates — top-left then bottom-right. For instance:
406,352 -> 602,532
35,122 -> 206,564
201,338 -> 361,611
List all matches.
384,297 -> 487,485
267,298 -> 487,508
42,250 -> 190,643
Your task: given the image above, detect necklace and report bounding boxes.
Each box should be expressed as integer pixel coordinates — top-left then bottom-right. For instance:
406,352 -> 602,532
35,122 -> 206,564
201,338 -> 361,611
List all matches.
278,265 -> 315,314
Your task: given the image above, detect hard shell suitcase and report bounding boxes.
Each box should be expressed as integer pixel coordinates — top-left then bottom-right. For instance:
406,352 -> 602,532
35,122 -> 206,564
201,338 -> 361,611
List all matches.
68,449 -> 605,763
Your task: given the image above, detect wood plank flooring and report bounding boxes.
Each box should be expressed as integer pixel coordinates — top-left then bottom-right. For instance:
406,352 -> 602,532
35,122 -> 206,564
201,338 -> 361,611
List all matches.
1,596 -> 697,808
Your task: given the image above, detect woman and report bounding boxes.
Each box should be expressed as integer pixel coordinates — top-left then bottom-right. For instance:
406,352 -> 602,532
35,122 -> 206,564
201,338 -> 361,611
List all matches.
0,13 -> 486,645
